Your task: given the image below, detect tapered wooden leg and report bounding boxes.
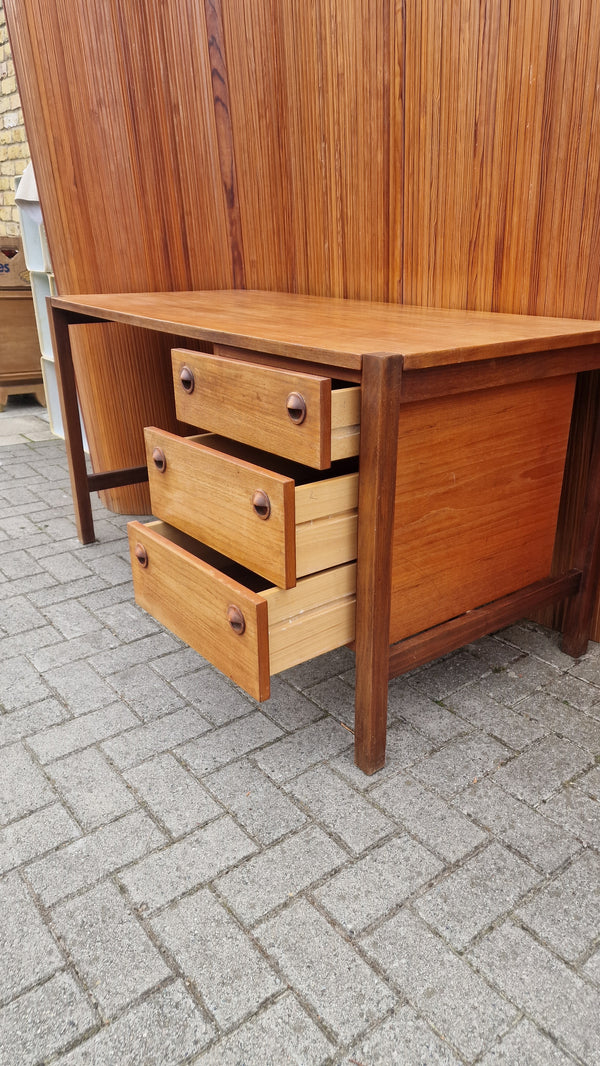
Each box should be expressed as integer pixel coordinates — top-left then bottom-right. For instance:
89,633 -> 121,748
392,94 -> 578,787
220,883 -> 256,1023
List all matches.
48,303 -> 96,544
561,383 -> 600,657
354,353 -> 404,774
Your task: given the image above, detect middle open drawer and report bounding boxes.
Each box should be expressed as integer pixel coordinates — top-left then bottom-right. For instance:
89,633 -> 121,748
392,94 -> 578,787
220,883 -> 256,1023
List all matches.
144,427 -> 358,589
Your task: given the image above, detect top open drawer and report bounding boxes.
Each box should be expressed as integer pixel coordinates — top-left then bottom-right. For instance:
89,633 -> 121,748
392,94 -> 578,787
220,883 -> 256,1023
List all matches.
172,348 -> 360,468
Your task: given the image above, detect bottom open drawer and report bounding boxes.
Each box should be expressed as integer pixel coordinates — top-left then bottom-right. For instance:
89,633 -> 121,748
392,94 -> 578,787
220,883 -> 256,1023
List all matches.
128,520 -> 356,701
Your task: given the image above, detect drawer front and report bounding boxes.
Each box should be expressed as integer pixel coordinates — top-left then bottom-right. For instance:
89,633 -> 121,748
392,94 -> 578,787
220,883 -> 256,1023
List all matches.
128,521 -> 356,700
145,427 -> 297,588
172,348 -> 359,468
146,428 -> 359,588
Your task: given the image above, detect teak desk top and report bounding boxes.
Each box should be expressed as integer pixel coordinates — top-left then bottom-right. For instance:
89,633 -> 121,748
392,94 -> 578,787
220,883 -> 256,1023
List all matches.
50,289 -> 600,372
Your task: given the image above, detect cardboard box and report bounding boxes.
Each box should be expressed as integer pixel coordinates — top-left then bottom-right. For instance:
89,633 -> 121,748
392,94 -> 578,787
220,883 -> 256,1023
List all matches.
0,237 -> 31,289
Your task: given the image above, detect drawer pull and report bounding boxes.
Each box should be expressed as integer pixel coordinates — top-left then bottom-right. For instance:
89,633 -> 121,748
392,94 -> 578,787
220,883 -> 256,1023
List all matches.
252,489 -> 271,520
152,447 -> 167,473
180,366 -> 195,394
286,392 -> 307,425
134,543 -> 149,568
227,604 -> 246,635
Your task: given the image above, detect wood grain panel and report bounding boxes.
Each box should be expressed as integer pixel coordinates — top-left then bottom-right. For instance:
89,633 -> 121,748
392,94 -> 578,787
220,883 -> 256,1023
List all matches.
389,375 -> 576,643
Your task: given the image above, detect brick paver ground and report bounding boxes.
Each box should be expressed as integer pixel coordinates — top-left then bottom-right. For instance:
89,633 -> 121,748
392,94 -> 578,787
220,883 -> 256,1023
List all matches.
1,398 -> 599,1064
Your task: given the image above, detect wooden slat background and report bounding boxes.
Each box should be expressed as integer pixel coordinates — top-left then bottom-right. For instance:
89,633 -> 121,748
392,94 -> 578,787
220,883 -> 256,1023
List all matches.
5,0 -> 600,632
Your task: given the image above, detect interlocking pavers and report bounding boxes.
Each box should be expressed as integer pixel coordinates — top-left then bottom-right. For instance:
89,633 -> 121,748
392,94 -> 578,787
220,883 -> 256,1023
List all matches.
388,683 -> 471,743
171,669 -> 255,726
314,834 -> 443,934
0,872 -> 64,1000
370,769 -> 488,863
541,786 -> 600,846
446,682 -> 548,749
514,689 -> 600,752
150,888 -> 282,1029
286,764 -> 395,853
41,599 -> 103,640
47,747 -> 138,829
106,662 -> 186,720
255,675 -> 324,732
101,706 -> 211,769
478,1019 -> 575,1064
125,753 -> 223,836
205,758 -> 307,844
256,898 -> 397,1043
0,656 -> 50,711
41,659 -> 121,715
341,1002 -> 464,1065
455,778 -> 580,873
413,842 -> 540,950
492,735 -> 594,805
0,742 -> 55,825
214,824 -> 347,925
361,909 -> 517,1061
0,972 -> 98,1066
194,992 -> 333,1065
516,850 -> 600,962
0,803 -> 80,874
1,594 -> 47,635
469,921 -> 600,1065
27,702 -> 139,763
410,731 -> 510,798
178,711 -> 284,776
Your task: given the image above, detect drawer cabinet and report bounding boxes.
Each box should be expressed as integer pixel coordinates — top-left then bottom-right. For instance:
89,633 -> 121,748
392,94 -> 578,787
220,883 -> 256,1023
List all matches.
128,520 -> 356,700
172,348 -> 360,468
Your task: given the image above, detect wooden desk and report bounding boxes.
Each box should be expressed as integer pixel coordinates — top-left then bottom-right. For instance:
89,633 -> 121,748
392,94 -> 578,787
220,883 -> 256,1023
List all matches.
49,290 -> 600,773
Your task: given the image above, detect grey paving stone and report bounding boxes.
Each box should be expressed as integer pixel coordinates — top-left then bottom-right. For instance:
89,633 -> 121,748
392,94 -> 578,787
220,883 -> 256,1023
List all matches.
90,632 -> 182,676
57,981 -> 213,1065
151,888 -> 281,1028
47,747 -> 138,829
171,669 -> 255,726
584,947 -> 600,985
118,815 -> 257,912
28,629 -> 120,672
0,803 -> 80,874
42,599 -> 103,640
195,992 -> 333,1065
361,910 -> 517,1061
371,770 -> 488,863
25,810 -> 166,906
331,717 -> 434,791
27,574 -> 108,608
250,716 -> 355,784
149,646 -> 208,680
0,971 -> 97,1066
27,703 -> 139,763
516,850 -> 600,962
50,880 -> 170,1018
107,662 -> 185,720
287,765 -> 394,853
499,623 -> 577,670
206,758 -> 306,844
0,742 -> 55,826
493,735 -> 594,806
542,786 -> 600,847
83,551 -> 134,586
38,550 -> 94,582
305,674 -> 355,726
0,624 -> 62,663
256,898 -> 396,1043
389,683 -> 470,743
95,599 -> 162,640
0,548 -> 43,579
314,835 -> 443,934
102,706 -> 211,769
0,872 -> 64,1000
446,683 -> 548,749
0,698 -> 68,746
42,659 -> 120,715
455,779 -> 580,873
483,655 -> 560,706
215,824 -> 346,925
414,842 -> 540,950
279,644 -> 355,689
1,594 -> 47,635
411,732 -> 510,798
478,1019 -> 574,1065
543,670 -> 600,713
516,690 -> 600,753
257,675 -> 324,732
466,633 -> 523,670
341,1002 -> 463,1065
0,656 -> 50,711
125,753 -> 222,836
407,648 -> 489,700
577,764 -> 600,796
469,921 -> 600,1065
78,583 -> 136,612
178,711 -> 284,776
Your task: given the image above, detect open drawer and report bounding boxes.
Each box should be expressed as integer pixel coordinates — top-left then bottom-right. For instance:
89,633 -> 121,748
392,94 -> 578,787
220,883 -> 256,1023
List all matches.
144,427 -> 358,588
127,520 -> 356,701
171,348 -> 360,468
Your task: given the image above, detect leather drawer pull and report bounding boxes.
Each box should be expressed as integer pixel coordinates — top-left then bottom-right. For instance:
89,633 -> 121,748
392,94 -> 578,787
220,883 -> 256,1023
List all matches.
252,489 -> 271,520
134,543 -> 148,568
152,447 -> 167,473
227,604 -> 246,635
180,366 -> 195,393
286,392 -> 307,424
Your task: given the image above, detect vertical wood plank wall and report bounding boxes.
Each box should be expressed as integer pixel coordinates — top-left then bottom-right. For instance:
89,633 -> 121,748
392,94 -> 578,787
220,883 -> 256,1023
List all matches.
5,0 -> 600,632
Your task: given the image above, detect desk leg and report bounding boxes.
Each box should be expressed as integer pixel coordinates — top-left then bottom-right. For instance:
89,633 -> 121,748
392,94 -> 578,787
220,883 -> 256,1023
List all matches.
354,353 -> 404,774
48,305 -> 96,544
561,386 -> 600,657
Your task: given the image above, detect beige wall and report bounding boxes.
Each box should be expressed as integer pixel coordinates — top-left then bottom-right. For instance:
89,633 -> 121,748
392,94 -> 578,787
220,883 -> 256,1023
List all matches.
0,0 -> 29,237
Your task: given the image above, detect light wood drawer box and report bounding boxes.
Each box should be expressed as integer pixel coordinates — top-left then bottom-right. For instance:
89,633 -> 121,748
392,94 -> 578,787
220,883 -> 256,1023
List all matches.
144,426 -> 358,589
128,520 -> 356,701
171,347 -> 360,468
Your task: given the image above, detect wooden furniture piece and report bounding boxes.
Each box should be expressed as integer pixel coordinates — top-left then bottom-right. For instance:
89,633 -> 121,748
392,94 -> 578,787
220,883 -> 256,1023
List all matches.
49,289 -> 600,773
0,290 -> 45,409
